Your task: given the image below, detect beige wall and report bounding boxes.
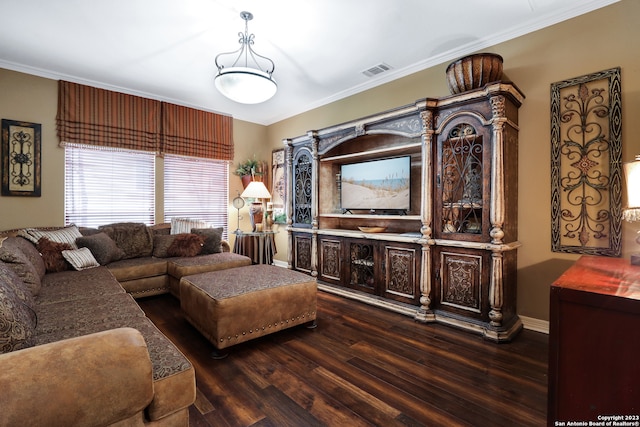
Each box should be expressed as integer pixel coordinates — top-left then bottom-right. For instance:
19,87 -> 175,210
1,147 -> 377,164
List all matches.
1,0 -> 639,321
0,71 -> 61,227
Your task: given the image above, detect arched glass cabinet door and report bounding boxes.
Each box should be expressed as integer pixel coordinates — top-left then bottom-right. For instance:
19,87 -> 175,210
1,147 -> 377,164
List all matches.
292,150 -> 313,227
435,120 -> 490,241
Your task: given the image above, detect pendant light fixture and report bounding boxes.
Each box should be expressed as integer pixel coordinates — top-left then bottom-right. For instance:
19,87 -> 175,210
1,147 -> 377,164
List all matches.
214,11 -> 277,104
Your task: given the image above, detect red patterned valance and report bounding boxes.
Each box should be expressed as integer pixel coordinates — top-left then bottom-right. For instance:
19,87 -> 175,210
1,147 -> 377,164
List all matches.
56,81 -> 161,152
56,81 -> 234,160
161,102 -> 233,161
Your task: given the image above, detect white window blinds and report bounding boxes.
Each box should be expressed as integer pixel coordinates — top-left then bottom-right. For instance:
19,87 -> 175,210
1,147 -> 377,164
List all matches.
64,144 -> 155,227
163,154 -> 229,240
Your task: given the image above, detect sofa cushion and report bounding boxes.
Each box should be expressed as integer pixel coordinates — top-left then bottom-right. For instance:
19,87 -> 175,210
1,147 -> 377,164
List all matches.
0,269 -> 37,353
0,244 -> 42,297
62,248 -> 100,271
36,238 -> 72,273
76,232 -> 125,265
167,252 -> 252,279
35,293 -> 145,335
106,257 -> 168,282
191,227 -> 223,254
38,267 -> 125,305
19,225 -> 83,249
99,222 -> 154,259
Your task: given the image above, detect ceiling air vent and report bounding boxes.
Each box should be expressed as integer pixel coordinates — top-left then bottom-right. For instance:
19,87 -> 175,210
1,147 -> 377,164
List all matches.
362,62 -> 393,77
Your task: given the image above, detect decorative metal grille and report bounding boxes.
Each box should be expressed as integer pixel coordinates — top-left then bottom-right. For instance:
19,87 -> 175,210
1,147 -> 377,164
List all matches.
441,123 -> 483,234
350,242 -> 375,289
551,67 -> 622,256
293,152 -> 312,225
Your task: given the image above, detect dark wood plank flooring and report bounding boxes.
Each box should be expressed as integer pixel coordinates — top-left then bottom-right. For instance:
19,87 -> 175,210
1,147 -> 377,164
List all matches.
138,291 -> 548,427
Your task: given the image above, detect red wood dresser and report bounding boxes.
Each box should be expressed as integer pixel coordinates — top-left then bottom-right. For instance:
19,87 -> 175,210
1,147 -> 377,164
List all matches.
548,255 -> 640,426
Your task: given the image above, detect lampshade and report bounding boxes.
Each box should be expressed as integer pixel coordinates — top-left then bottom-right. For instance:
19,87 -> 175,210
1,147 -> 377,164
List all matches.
240,181 -> 271,200
624,155 -> 640,208
214,11 -> 277,104
214,67 -> 277,104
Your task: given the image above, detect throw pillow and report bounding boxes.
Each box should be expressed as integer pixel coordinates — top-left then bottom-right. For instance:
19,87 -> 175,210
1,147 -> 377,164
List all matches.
62,248 -> 100,271
36,237 -> 72,273
76,232 -> 125,265
152,235 -> 176,258
170,217 -> 209,235
98,222 -> 153,259
19,225 -> 82,249
191,227 -> 223,254
0,246 -> 42,297
166,233 -> 205,257
0,237 -> 46,280
0,276 -> 37,353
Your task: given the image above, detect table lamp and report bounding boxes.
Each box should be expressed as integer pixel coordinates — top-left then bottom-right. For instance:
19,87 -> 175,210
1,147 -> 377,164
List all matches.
240,181 -> 271,231
623,155 -> 640,265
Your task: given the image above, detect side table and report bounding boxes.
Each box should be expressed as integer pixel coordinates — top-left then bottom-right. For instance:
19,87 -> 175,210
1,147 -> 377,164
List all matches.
232,231 -> 277,265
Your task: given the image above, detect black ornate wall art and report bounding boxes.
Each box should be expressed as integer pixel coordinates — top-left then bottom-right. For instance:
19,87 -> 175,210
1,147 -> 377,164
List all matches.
551,67 -> 622,256
2,119 -> 41,197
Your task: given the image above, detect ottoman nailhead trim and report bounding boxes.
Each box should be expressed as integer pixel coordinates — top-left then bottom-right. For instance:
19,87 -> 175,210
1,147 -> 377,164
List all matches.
212,312 -> 318,344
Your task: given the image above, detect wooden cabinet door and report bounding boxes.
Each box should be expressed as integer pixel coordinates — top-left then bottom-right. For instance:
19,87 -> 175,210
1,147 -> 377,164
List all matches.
291,149 -> 314,228
433,246 -> 490,320
434,118 -> 491,242
318,236 -> 343,285
382,243 -> 420,305
292,233 -> 313,274
346,238 -> 377,295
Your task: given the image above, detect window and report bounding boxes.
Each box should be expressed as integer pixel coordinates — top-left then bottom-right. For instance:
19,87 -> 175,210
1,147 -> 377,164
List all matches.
64,144 -> 155,227
164,154 -> 229,240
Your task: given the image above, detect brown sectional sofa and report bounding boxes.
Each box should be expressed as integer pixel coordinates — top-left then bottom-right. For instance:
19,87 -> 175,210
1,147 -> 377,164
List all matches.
0,222 -> 252,426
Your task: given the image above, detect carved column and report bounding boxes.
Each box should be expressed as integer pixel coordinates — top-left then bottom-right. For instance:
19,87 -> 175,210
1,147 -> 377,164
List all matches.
488,251 -> 504,327
308,131 -> 319,277
284,139 -> 294,269
488,96 -> 507,327
489,95 -> 506,245
416,110 -> 435,322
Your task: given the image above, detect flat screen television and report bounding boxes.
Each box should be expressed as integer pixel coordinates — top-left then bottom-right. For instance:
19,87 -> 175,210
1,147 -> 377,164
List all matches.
340,156 -> 411,212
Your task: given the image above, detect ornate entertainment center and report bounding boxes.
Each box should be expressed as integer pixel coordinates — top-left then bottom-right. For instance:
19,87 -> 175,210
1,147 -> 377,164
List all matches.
284,80 -> 525,341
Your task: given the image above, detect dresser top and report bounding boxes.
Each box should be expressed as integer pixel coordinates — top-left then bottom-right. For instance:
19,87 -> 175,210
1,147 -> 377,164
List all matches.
552,255 -> 640,301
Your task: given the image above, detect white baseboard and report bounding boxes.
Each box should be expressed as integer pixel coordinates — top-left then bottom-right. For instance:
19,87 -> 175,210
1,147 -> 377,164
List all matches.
520,315 -> 549,334
273,259 -> 288,268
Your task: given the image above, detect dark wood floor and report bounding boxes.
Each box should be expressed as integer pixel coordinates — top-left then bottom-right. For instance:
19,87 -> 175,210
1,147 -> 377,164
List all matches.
138,291 -> 548,427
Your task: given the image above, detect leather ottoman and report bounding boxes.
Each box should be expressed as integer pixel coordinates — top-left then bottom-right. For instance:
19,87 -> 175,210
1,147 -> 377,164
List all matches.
179,265 -> 317,357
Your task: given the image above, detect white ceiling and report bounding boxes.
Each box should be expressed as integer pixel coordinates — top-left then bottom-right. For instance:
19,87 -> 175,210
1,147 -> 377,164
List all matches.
0,0 -> 619,125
